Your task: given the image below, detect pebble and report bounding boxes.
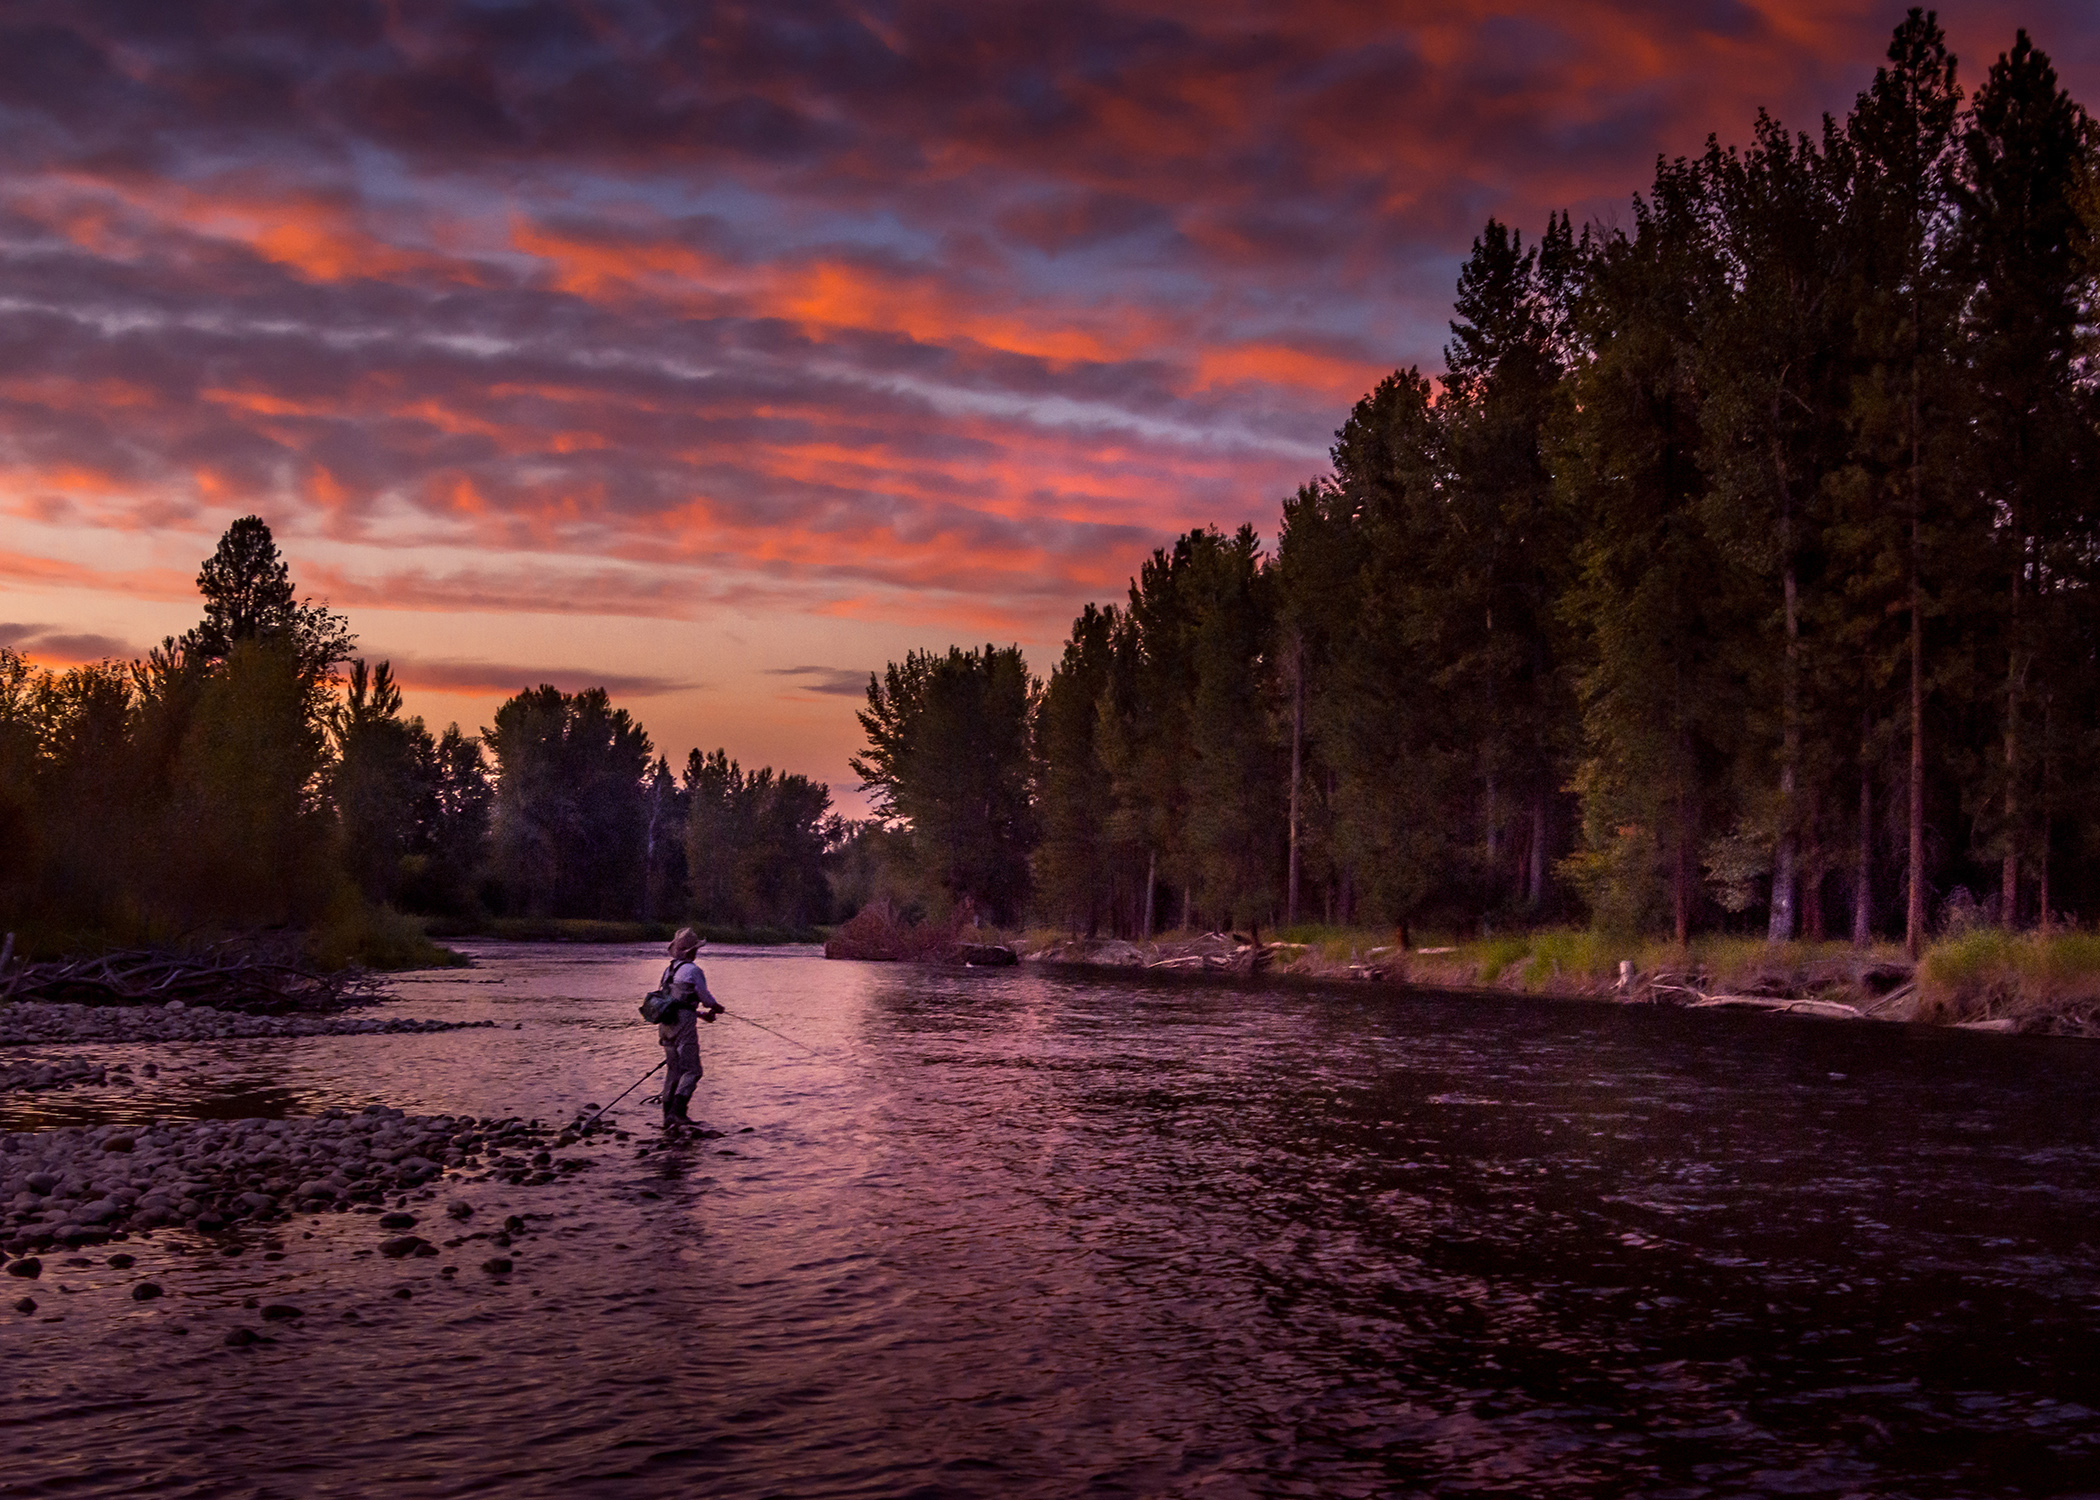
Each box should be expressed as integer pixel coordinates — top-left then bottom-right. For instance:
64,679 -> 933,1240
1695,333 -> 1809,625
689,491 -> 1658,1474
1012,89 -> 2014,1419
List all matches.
0,1001 -> 499,1049
132,1282 -> 163,1301
6,1258 -> 41,1279
0,1108 -> 573,1253
260,1304 -> 302,1321
12,1296 -> 33,1314
225,1326 -> 260,1347
0,1057 -> 110,1094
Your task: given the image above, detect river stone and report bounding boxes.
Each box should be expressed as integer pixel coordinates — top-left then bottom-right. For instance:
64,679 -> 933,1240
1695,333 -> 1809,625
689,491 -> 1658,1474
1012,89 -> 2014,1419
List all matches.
260,1304 -> 301,1321
101,1136 -> 134,1154
379,1235 -> 433,1259
132,1282 -> 163,1301
481,1257 -> 513,1274
225,1326 -> 259,1347
107,1253 -> 134,1268
5,1258 -> 39,1279
446,1200 -> 473,1220
12,1296 -> 33,1314
379,1212 -> 417,1230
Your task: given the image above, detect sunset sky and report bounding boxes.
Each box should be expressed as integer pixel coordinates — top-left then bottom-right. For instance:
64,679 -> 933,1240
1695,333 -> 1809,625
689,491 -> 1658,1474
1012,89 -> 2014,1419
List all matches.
5,1 -> 2097,810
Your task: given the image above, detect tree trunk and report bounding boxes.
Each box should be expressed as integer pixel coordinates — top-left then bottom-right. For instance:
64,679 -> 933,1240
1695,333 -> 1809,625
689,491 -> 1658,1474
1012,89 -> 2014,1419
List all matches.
1528,790 -> 1547,908
2004,511 -> 2023,927
1287,635 -> 1303,926
1803,809 -> 1825,942
1907,473 -> 1925,959
1141,849 -> 1156,939
1854,701 -> 1873,947
1768,438 -> 1800,943
1904,248 -> 1928,959
2039,693 -> 2053,933
1673,790 -> 1691,947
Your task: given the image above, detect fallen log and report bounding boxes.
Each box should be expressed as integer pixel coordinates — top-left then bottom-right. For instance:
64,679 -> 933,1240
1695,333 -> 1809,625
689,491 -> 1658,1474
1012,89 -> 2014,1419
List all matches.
0,948 -> 382,1014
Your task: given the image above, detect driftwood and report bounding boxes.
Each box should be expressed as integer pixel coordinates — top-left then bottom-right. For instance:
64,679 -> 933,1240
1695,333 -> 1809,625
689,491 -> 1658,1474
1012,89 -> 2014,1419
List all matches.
0,947 -> 382,1014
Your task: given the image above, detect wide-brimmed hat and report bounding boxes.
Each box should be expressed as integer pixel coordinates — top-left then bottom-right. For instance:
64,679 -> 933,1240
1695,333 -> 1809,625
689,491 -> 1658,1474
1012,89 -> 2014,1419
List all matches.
670,926 -> 702,957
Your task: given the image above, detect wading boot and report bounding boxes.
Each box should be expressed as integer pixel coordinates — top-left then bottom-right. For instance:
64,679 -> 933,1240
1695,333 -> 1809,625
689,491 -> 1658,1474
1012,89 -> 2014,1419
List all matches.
669,1094 -> 694,1126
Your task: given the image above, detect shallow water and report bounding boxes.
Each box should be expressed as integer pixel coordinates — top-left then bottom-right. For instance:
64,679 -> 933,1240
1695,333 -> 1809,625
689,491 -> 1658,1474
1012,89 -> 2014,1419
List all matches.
5,942 -> 2100,1498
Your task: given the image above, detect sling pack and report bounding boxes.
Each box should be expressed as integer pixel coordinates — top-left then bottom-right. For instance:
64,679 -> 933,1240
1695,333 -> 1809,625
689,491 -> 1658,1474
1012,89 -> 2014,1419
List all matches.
640,960 -> 689,1024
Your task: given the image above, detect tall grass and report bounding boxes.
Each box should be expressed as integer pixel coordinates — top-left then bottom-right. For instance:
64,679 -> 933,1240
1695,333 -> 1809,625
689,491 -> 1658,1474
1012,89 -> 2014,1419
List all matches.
1918,930 -> 2100,1023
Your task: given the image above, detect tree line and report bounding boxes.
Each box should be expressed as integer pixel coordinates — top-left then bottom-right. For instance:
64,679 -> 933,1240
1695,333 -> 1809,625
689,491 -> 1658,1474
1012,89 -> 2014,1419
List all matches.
0,517 -> 843,948
867,15 -> 2100,953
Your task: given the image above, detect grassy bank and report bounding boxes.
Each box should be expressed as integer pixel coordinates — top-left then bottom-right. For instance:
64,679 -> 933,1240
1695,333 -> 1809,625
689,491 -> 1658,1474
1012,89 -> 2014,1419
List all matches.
1916,930 -> 2100,1029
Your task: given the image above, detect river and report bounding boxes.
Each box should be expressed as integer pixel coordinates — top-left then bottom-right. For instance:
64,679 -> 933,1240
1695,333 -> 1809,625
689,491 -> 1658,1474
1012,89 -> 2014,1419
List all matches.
4,941 -> 2098,1497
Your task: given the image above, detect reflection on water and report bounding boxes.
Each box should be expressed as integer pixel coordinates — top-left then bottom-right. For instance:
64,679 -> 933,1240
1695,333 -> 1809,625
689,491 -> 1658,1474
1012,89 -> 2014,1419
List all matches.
5,941 -> 2099,1497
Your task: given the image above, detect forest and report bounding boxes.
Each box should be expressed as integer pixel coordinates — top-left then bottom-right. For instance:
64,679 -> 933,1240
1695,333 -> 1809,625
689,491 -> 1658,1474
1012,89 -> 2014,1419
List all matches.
993,15 -> 2100,953
0,517 -> 842,956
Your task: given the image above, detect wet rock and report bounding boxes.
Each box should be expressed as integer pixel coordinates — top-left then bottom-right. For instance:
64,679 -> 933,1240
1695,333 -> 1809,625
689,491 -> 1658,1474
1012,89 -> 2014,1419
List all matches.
101,1136 -> 134,1153
132,1282 -> 163,1301
378,1212 -> 418,1230
481,1257 -> 513,1275
6,1258 -> 40,1279
224,1326 -> 259,1347
12,1296 -> 34,1314
260,1304 -> 301,1321
446,1200 -> 473,1221
503,1215 -> 525,1235
392,1287 -> 412,1300
106,1253 -> 134,1268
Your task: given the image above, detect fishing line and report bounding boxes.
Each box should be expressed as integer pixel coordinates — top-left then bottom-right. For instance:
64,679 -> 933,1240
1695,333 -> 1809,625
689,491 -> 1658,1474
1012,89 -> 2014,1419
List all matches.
719,1008 -> 826,1058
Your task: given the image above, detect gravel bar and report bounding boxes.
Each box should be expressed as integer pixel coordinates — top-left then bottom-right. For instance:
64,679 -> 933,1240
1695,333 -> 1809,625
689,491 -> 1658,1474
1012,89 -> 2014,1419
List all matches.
0,1106 -> 601,1254
0,1001 -> 498,1047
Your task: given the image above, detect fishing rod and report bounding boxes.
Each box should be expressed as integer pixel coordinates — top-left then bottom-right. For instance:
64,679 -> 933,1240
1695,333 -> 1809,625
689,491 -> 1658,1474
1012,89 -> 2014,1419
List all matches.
577,1058 -> 664,1132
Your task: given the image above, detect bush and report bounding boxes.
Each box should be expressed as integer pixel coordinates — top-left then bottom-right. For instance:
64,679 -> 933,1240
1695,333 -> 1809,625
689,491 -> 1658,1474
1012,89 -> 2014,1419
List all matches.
308,892 -> 464,972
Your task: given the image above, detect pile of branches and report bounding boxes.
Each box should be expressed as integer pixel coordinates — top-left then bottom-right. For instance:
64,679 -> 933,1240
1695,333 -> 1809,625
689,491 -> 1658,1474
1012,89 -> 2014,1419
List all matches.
0,947 -> 382,1014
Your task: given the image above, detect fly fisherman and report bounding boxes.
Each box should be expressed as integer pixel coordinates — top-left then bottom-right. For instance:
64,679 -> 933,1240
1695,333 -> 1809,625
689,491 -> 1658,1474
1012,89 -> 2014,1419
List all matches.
656,927 -> 722,1128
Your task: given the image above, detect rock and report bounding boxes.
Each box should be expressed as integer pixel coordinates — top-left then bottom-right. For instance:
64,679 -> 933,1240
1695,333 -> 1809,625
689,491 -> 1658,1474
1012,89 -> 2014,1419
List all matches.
378,1212 -> 417,1230
392,1287 -> 412,1300
102,1136 -> 134,1153
481,1257 -> 513,1274
12,1297 -> 34,1314
446,1200 -> 473,1221
25,1174 -> 56,1195
259,1304 -> 301,1321
165,1000 -> 184,1011
193,1212 -> 226,1232
5,1258 -> 40,1279
107,1253 -> 135,1268
225,1326 -> 259,1347
503,1215 -> 525,1235
132,1283 -> 164,1301
379,1235 -> 436,1259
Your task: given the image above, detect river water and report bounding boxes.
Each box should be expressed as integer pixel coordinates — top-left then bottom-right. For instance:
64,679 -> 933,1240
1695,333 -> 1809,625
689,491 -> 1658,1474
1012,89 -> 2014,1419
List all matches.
5,942 -> 2099,1498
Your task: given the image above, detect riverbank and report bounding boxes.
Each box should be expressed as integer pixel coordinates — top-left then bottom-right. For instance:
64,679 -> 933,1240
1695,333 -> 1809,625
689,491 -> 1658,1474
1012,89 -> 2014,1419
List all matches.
1018,927 -> 2100,1037
421,916 -> 825,945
